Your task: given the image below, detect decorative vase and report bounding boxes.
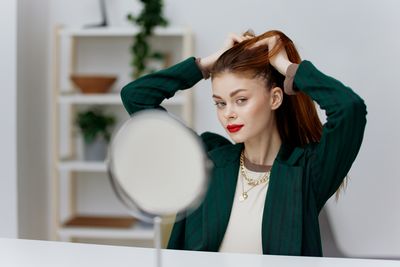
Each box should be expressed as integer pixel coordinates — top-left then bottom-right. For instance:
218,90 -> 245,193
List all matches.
70,75 -> 117,94
84,136 -> 108,161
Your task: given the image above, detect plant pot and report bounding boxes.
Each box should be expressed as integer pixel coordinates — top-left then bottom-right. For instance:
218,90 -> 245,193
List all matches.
84,136 -> 108,161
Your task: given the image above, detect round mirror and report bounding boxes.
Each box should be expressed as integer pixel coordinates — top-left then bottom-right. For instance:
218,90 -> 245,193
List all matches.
107,110 -> 211,224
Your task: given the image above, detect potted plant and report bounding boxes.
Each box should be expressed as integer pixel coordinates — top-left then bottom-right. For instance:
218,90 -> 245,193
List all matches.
127,0 -> 169,78
75,107 -> 116,161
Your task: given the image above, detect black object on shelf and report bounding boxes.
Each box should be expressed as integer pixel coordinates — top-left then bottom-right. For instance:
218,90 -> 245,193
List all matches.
85,0 -> 108,28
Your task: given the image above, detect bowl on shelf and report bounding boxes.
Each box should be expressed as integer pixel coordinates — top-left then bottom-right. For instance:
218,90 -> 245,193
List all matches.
70,74 -> 117,94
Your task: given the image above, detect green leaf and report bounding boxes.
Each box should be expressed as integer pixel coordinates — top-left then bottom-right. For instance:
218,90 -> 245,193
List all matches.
126,0 -> 169,79
75,108 -> 116,144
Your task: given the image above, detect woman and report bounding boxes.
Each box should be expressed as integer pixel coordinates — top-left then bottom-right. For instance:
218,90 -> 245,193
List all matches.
120,30 -> 367,256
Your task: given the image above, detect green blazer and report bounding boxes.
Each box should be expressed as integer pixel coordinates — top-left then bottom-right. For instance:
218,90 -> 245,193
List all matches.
121,57 -> 367,257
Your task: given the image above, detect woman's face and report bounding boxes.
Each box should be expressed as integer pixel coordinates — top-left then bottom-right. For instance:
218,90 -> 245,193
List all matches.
212,72 -> 281,144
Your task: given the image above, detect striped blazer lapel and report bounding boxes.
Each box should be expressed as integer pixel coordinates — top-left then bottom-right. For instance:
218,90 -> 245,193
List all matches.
202,144 -> 242,251
201,143 -> 304,254
261,147 -> 304,255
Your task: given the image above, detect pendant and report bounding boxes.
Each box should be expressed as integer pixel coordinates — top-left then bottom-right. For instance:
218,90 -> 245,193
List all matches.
239,192 -> 248,202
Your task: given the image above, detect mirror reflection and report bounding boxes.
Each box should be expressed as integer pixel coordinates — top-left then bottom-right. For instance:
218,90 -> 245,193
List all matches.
108,110 -> 209,223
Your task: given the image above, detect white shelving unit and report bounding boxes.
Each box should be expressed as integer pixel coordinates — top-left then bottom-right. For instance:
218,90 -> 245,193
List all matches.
58,161 -> 108,172
58,92 -> 186,105
51,26 -> 194,245
60,26 -> 190,37
58,222 -> 154,242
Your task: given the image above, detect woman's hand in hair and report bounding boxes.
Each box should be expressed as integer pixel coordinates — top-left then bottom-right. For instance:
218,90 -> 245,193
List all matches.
253,35 -> 292,76
198,33 -> 253,75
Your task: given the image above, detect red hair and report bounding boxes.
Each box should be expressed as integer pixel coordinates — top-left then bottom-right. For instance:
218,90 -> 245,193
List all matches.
211,30 -> 322,148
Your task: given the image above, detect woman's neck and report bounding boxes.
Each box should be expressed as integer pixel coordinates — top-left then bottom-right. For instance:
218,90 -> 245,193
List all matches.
243,126 -> 282,166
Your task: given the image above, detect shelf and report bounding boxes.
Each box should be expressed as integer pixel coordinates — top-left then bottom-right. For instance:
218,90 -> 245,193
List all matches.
64,216 -> 136,228
60,26 -> 190,37
59,161 -> 107,172
58,93 -> 185,105
52,24 -> 193,244
59,221 -> 154,240
58,93 -> 121,105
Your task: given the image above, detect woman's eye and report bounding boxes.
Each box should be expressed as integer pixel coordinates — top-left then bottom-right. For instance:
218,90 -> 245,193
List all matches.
237,98 -> 247,104
214,102 -> 226,109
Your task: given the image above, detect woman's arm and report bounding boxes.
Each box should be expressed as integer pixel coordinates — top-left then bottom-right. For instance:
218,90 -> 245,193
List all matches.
121,33 -> 250,116
294,61 -> 367,208
265,36 -> 367,208
120,57 -> 203,116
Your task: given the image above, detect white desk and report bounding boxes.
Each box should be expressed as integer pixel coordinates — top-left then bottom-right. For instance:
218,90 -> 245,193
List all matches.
1,238 -> 399,267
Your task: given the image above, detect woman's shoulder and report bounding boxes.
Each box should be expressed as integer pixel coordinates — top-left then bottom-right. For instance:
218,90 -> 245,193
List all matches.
199,131 -> 232,152
199,131 -> 242,167
276,142 -> 319,167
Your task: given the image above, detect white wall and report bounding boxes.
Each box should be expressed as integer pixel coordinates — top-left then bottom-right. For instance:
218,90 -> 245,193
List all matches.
40,0 -> 400,259
17,0 -> 50,240
0,0 -> 18,238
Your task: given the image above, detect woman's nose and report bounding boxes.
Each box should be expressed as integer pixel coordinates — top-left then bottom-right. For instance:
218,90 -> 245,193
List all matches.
224,106 -> 237,120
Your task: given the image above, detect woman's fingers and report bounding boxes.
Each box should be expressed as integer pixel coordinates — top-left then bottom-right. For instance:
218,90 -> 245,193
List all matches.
200,32 -> 256,75
225,32 -> 254,49
251,35 -> 278,49
226,33 -> 244,47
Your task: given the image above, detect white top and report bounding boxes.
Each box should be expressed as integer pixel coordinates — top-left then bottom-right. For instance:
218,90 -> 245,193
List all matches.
219,165 -> 270,254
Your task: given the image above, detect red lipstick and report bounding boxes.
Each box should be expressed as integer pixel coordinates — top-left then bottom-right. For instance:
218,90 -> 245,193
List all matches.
227,124 -> 244,133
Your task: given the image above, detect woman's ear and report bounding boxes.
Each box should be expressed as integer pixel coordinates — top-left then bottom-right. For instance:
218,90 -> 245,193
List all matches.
270,87 -> 283,110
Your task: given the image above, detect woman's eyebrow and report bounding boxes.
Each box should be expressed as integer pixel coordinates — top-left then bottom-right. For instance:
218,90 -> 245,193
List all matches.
212,89 -> 248,99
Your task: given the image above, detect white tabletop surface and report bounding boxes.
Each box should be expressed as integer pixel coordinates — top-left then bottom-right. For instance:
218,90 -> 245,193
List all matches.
1,238 -> 399,267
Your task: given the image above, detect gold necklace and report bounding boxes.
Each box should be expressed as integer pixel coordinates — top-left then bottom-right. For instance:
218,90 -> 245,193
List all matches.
240,151 -> 271,186
239,177 -> 257,202
239,150 -> 271,202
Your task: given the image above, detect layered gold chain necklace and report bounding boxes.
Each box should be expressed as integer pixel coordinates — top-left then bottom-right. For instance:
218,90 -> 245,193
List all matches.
239,150 -> 271,202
